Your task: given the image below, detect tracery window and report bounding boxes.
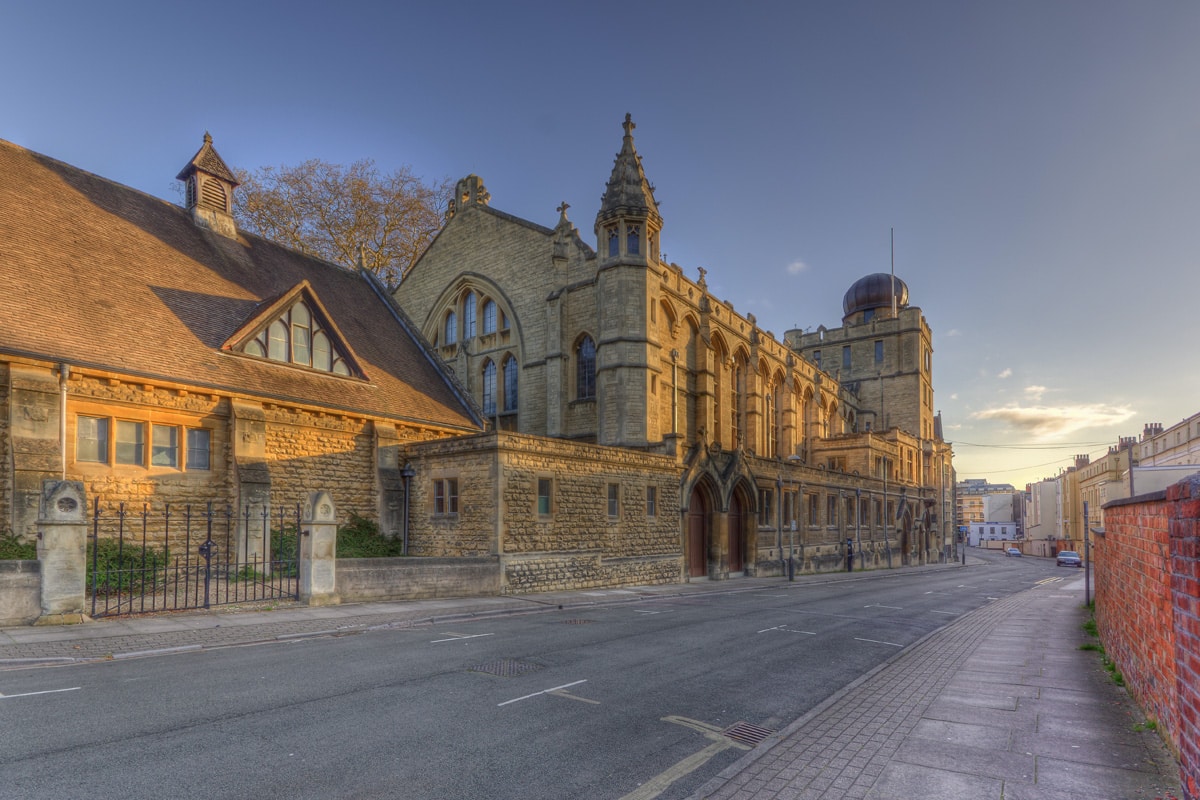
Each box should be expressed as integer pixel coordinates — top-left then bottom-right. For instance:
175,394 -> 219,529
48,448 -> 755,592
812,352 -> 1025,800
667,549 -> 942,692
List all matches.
606,225 -> 618,257
482,300 -> 497,334
577,336 -> 597,400
463,292 -> 477,339
444,311 -> 458,345
242,300 -> 351,375
482,359 -> 497,416
503,356 -> 518,412
627,225 -> 640,255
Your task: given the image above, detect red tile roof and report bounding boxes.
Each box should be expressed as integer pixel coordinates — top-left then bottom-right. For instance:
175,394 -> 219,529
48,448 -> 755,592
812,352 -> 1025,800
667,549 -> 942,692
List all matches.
0,138 -> 482,432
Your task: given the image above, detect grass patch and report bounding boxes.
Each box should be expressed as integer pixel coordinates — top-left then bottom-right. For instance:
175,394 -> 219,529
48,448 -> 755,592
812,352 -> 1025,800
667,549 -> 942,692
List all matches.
1082,617 -> 1098,637
1079,642 -> 1103,652
337,514 -> 406,557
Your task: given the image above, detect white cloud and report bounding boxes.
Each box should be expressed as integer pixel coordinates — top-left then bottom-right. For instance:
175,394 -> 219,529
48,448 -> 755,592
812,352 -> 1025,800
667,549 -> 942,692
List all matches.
786,260 -> 809,275
945,329 -> 961,337
971,402 -> 1135,437
950,393 -> 959,400
1024,385 -> 1047,401
997,368 -> 1013,379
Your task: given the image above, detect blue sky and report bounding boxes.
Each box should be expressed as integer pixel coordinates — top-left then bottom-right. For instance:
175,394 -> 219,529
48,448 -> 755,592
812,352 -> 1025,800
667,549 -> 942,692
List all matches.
4,1 -> 1198,488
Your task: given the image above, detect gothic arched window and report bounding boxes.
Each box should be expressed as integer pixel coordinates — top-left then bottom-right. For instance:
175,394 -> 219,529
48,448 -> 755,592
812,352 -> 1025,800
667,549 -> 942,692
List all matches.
577,336 -> 597,400
482,359 -> 497,416
463,292 -> 477,339
503,356 -> 518,412
482,300 -> 497,334
444,311 -> 458,345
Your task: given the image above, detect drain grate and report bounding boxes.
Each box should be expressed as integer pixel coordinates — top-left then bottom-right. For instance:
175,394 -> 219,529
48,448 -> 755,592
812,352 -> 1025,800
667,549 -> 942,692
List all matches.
563,618 -> 594,625
468,659 -> 544,677
723,722 -> 775,747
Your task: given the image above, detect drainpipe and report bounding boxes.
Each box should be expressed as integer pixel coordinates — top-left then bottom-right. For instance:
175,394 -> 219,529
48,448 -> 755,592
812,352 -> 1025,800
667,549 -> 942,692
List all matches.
58,363 -> 70,479
400,462 -> 416,555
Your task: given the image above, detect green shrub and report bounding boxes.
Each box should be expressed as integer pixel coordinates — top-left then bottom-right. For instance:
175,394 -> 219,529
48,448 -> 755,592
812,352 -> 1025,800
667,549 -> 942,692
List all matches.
87,538 -> 171,595
337,514 -> 406,557
0,531 -> 37,560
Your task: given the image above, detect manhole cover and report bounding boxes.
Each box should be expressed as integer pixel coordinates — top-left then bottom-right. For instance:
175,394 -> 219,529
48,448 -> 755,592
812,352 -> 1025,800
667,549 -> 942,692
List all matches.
723,722 -> 775,747
564,618 -> 594,625
468,659 -> 544,677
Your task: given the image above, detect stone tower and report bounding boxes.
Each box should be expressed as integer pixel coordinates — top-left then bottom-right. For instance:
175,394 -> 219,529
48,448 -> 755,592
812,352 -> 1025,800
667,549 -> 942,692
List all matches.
593,114 -> 663,447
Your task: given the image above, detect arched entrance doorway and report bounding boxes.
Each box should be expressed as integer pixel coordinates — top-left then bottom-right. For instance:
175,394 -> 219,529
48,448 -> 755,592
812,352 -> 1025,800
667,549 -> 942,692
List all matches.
687,486 -> 709,578
728,492 -> 745,573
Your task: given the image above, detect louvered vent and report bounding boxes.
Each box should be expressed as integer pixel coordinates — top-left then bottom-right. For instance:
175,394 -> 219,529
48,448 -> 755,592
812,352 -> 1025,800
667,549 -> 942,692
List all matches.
199,177 -> 227,212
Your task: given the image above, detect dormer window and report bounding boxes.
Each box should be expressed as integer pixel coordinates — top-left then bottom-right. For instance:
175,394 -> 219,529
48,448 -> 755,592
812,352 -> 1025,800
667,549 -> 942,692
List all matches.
240,300 -> 351,375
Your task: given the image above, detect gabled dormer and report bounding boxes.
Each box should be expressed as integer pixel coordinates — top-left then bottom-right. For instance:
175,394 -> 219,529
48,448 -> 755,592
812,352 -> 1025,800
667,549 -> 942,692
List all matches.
223,281 -> 365,379
594,114 -> 662,266
176,132 -> 239,239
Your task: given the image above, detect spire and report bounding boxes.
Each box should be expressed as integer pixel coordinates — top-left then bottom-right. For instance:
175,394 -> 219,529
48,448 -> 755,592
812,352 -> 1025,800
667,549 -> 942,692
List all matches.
595,113 -> 661,232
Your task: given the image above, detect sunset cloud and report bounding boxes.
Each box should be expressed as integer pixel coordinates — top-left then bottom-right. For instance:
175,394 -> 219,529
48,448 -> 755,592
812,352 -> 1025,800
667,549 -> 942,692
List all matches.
971,402 -> 1135,437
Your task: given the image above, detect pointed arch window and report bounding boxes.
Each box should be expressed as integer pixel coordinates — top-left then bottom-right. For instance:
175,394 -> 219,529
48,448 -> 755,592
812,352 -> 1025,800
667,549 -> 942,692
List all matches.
627,225 -> 640,255
241,300 -> 351,375
606,225 -> 619,257
482,359 -> 497,416
731,362 -> 743,448
482,300 -> 497,334
503,356 -> 518,412
765,388 -> 776,458
444,311 -> 458,345
463,292 -> 477,339
577,336 -> 597,400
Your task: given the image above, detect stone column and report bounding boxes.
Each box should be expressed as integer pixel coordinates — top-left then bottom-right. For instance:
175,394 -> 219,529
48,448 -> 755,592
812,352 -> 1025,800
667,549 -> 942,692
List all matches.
36,480 -> 88,625
300,490 -> 339,606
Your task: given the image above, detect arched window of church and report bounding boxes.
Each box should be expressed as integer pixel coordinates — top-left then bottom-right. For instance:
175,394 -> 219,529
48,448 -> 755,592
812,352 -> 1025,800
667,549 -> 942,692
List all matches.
606,225 -> 618,257
577,336 -> 597,400
503,355 -> 518,412
463,292 -> 477,339
627,225 -> 640,255
482,359 -> 497,416
766,389 -> 776,458
713,349 -> 724,444
444,311 -> 457,345
482,300 -> 497,334
731,362 -> 743,448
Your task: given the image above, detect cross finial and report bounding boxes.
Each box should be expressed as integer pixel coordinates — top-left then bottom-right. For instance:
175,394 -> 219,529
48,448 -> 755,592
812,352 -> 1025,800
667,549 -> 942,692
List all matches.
623,113 -> 635,137
556,201 -> 570,218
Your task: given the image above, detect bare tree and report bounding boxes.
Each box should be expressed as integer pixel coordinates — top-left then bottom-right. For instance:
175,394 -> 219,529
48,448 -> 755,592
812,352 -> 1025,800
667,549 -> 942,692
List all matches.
234,159 -> 449,290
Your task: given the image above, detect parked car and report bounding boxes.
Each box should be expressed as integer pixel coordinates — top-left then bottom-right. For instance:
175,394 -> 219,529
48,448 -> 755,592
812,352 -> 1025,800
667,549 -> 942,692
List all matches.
1057,550 -> 1082,567
1005,547 -> 1022,557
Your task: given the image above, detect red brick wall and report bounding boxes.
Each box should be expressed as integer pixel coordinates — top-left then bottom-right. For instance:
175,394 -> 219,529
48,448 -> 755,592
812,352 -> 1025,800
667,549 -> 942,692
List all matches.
1097,474 -> 1200,800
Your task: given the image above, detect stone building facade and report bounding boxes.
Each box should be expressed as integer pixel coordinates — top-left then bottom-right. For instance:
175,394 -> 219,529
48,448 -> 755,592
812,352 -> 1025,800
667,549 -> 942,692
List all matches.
395,115 -> 955,580
0,135 -> 484,558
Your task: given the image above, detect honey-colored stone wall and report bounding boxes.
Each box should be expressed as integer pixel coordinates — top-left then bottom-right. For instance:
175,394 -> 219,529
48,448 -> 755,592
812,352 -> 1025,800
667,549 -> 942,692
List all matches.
402,432 -> 683,593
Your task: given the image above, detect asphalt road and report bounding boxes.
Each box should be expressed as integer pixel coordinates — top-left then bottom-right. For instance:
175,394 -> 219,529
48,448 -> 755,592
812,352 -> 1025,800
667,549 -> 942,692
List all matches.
0,551 -> 1070,800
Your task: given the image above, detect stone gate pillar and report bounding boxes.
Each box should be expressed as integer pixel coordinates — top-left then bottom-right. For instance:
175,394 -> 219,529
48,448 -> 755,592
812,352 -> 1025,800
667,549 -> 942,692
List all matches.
300,490 -> 339,606
36,480 -> 88,624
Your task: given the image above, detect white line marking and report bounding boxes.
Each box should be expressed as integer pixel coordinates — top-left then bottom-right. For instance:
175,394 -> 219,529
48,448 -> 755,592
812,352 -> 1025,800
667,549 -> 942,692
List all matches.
931,610 -> 957,616
633,609 -> 672,615
431,633 -> 495,643
757,625 -> 816,635
498,679 -> 587,707
0,687 -> 81,700
855,637 -> 903,648
864,603 -> 903,609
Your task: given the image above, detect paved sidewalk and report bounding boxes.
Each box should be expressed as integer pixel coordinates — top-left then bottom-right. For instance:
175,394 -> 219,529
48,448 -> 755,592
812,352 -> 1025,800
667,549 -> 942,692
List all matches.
686,575 -> 1183,800
0,566 -> 1185,799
